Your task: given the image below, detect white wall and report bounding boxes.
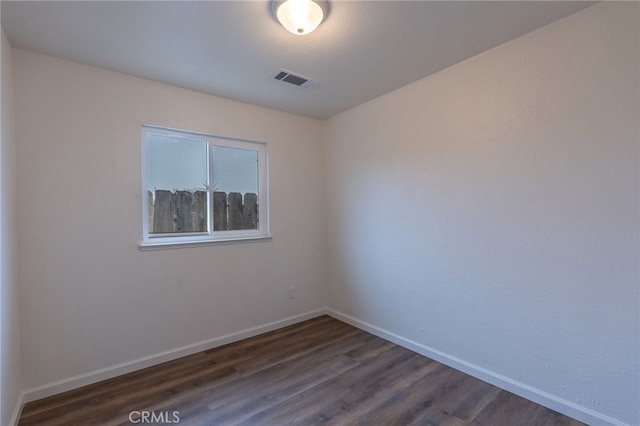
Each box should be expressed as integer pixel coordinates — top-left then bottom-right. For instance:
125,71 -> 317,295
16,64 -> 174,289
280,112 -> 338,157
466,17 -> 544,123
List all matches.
13,49 -> 327,393
1,26 -> 23,426
324,3 -> 638,425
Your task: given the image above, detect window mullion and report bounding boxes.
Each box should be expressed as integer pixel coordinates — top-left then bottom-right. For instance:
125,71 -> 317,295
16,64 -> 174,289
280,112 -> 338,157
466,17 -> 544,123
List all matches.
208,140 -> 215,237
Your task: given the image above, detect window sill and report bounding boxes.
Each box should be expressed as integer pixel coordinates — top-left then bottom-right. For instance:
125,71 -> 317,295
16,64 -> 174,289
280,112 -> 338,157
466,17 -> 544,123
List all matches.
139,235 -> 272,251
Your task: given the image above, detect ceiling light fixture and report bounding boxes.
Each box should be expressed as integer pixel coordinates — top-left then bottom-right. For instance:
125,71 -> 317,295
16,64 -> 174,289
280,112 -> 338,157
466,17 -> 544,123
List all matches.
271,0 -> 329,36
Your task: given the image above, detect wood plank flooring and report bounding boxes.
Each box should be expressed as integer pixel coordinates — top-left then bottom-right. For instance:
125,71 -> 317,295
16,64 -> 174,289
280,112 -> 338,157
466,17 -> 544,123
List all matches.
19,316 -> 585,426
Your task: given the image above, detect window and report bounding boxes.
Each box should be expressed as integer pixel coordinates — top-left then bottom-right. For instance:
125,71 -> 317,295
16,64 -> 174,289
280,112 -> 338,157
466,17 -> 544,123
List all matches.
140,125 -> 269,249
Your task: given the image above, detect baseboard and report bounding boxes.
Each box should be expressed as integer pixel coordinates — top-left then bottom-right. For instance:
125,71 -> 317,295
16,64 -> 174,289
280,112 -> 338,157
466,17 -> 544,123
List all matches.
23,309 -> 326,403
326,308 -> 630,426
8,390 -> 25,426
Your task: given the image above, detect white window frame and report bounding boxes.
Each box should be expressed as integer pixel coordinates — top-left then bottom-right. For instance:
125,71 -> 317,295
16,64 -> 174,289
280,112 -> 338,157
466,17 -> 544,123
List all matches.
140,125 -> 270,250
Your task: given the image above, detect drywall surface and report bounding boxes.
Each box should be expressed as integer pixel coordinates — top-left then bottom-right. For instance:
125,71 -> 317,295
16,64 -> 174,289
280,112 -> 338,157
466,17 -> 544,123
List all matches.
324,2 -> 638,424
14,49 -> 326,390
1,26 -> 23,426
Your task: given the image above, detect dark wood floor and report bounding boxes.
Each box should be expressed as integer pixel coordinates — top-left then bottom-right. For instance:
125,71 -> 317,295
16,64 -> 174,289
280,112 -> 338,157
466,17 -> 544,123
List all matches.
19,315 -> 584,426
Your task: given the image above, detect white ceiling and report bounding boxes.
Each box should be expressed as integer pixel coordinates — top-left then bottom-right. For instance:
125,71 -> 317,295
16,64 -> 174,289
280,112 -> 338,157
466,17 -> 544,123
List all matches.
2,1 -> 595,120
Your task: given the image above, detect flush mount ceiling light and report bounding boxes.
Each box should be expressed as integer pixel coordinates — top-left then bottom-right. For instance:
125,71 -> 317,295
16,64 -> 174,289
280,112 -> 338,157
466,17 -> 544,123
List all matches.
271,0 -> 329,35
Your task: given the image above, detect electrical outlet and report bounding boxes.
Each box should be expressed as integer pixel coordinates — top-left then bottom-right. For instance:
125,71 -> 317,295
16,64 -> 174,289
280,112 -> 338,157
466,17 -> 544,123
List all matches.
288,287 -> 295,299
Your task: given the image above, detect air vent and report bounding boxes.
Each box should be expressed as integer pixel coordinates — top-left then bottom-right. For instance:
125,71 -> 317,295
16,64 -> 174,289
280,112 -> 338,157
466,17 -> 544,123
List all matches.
273,70 -> 318,88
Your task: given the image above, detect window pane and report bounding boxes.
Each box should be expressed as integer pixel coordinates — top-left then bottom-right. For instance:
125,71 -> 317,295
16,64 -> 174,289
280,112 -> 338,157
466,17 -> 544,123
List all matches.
147,134 -> 208,234
212,146 -> 259,231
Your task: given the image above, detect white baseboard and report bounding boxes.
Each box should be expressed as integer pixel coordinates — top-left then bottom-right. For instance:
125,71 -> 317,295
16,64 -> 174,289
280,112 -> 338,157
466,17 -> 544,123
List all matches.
325,308 -> 629,426
23,309 -> 326,404
8,390 -> 25,426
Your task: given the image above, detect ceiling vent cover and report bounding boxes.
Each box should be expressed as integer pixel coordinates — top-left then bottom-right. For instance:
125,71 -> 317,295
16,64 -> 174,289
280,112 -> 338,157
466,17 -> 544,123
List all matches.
274,70 -> 318,88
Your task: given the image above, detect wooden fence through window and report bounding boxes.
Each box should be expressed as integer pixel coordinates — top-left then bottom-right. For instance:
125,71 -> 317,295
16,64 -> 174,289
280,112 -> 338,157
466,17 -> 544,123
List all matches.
148,190 -> 258,233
